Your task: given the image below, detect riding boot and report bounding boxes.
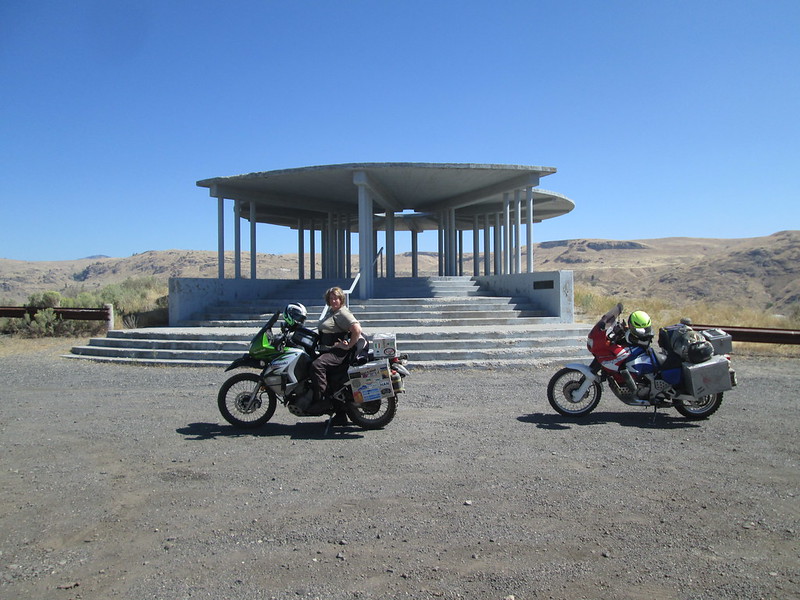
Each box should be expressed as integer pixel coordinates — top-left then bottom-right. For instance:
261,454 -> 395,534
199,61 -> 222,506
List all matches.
330,411 -> 349,426
309,386 -> 332,413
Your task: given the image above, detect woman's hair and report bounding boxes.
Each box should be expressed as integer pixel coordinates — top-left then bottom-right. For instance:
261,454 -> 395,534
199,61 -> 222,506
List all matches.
324,286 -> 345,305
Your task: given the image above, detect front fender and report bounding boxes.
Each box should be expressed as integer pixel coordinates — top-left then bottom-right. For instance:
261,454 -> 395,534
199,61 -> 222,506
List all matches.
224,355 -> 265,372
563,362 -> 598,380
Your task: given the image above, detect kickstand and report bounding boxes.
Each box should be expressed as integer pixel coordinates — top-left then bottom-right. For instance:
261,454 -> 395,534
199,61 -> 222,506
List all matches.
650,405 -> 660,425
323,416 -> 333,436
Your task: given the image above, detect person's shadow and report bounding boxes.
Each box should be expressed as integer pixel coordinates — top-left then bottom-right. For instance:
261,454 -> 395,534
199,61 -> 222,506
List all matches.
176,420 -> 365,441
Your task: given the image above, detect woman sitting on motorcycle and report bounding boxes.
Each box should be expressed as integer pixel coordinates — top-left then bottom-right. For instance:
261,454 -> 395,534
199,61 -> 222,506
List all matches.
311,286 -> 364,423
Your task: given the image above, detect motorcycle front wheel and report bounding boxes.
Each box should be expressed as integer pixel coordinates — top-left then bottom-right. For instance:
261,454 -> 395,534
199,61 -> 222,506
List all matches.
547,367 -> 602,417
674,393 -> 723,420
345,396 -> 397,429
217,372 -> 277,429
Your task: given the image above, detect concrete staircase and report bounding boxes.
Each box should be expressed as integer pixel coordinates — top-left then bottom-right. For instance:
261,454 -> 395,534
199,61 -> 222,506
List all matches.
68,277 -> 590,369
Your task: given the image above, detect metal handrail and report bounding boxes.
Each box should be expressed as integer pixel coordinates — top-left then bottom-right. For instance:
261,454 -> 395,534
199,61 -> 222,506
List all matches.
318,248 -> 384,321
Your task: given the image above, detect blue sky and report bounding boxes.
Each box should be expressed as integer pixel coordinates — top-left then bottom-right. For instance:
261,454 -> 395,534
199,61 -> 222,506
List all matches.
1,0 -> 798,262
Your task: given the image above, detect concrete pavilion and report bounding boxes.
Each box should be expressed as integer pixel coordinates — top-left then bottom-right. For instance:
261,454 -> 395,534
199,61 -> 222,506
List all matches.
195,162 -> 575,301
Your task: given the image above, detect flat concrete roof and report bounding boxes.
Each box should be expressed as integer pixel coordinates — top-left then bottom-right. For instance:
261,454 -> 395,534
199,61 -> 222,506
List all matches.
197,162 -> 574,232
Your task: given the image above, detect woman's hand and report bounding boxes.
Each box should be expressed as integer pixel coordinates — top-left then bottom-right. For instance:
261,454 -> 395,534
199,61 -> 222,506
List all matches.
335,323 -> 361,350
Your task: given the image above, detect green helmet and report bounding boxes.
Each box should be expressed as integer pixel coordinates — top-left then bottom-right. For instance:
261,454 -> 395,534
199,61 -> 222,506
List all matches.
626,310 -> 653,346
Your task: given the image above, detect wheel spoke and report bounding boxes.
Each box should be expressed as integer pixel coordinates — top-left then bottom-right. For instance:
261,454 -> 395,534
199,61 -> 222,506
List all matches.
218,373 -> 277,428
346,396 -> 397,429
547,368 -> 601,417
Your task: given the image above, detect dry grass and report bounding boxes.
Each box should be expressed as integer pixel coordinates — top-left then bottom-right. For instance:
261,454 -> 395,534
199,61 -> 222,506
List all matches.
0,336 -> 86,359
574,284 -> 800,358
2,287 -> 797,361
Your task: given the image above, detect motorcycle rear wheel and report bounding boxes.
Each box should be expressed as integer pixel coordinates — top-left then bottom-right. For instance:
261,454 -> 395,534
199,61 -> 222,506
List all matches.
547,367 -> 602,417
674,393 -> 723,420
345,396 -> 397,429
218,372 -> 277,429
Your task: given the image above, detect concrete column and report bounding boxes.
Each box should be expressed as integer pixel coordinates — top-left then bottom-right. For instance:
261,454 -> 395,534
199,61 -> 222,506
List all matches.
345,216 -> 352,279
411,229 -> 419,278
386,211 -> 396,278
449,208 -> 458,276
217,196 -> 225,279
514,189 -> 522,274
310,222 -> 316,280
250,200 -> 257,279
327,213 -> 335,278
339,214 -> 346,278
494,212 -> 502,275
373,229 -> 380,277
438,213 -> 445,276
526,186 -> 534,273
334,213 -> 342,279
328,214 -> 335,279
503,193 -> 511,275
331,215 -> 336,279
357,185 -> 374,299
458,228 -> 463,276
298,219 -> 305,280
234,199 -> 242,280
319,224 -> 324,279
472,215 -> 480,276
483,214 -> 491,276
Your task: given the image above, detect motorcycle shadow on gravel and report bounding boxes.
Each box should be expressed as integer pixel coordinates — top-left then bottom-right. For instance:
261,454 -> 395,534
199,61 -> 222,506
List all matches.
519,411 -> 703,430
176,421 -> 365,441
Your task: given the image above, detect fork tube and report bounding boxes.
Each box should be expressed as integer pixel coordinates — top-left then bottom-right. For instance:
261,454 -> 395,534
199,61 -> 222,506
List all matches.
571,376 -> 596,402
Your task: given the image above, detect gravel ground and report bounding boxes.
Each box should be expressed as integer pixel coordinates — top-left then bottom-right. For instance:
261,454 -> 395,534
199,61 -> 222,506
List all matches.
0,340 -> 798,600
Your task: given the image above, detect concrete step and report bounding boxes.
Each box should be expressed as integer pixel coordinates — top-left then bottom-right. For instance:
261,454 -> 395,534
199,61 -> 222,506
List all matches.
67,324 -> 590,368
181,316 -> 560,328
69,341 -> 583,364
186,295 -> 552,329
67,276 -> 585,368
198,307 -> 548,323
208,298 -> 539,315
70,344 -> 243,363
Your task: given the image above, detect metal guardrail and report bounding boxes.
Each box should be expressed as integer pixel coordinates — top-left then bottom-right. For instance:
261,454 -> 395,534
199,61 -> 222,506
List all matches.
691,324 -> 800,345
0,305 -> 114,329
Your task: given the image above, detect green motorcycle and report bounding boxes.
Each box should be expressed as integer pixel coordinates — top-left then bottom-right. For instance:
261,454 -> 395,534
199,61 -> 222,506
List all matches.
217,304 -> 409,431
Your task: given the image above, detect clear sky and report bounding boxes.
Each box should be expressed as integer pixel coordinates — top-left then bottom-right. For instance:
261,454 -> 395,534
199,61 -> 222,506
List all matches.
1,0 -> 798,262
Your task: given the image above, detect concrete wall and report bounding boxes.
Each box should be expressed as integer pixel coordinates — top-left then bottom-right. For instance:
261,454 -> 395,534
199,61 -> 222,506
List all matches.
169,271 -> 575,326
473,270 -> 574,323
168,278 -> 289,325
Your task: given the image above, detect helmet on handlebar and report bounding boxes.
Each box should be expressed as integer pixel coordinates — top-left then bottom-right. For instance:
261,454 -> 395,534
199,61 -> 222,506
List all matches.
283,303 -> 307,329
626,310 -> 653,346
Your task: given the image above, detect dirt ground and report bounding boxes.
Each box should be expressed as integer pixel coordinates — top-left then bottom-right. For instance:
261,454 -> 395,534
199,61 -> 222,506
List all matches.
0,339 -> 798,600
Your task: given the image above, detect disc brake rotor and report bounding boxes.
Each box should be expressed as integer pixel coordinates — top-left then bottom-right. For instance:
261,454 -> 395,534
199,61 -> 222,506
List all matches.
235,391 -> 262,414
562,381 -> 586,403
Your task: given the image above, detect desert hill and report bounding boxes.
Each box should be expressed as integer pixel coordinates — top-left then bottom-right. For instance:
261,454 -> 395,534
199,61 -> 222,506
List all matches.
1,231 -> 797,312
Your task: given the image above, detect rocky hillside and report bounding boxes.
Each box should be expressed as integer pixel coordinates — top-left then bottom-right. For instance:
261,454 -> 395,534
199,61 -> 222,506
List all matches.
533,231 -> 799,311
1,231 -> 797,311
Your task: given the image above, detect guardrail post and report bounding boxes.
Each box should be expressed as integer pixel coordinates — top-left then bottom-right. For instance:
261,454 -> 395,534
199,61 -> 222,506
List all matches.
105,304 -> 114,331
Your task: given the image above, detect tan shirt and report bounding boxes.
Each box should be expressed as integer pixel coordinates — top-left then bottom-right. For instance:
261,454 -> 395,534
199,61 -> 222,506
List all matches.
318,306 -> 359,342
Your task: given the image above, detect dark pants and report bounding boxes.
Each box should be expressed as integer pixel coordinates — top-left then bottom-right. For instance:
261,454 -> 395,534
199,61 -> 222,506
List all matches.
312,348 -> 349,399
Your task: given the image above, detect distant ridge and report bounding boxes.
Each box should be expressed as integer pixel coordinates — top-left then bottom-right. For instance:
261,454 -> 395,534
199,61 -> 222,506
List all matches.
0,232 -> 797,311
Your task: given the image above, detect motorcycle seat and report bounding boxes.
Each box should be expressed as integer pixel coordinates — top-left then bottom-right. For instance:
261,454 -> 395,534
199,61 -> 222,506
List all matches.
654,346 -> 682,371
348,337 -> 370,366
